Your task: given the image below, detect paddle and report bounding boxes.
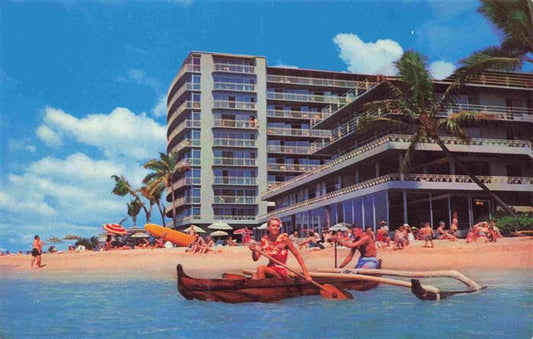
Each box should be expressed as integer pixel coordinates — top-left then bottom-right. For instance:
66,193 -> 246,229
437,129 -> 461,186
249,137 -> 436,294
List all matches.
254,249 -> 353,300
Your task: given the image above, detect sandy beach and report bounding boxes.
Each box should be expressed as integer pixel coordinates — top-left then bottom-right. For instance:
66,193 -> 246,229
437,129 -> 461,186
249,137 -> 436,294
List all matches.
2,237 -> 532,280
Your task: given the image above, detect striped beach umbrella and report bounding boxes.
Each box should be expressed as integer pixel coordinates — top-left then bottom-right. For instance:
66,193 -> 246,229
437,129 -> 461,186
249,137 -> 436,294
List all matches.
103,223 -> 127,235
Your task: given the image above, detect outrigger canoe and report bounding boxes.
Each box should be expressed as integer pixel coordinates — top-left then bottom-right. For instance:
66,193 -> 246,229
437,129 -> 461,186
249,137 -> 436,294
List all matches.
176,261 -> 381,303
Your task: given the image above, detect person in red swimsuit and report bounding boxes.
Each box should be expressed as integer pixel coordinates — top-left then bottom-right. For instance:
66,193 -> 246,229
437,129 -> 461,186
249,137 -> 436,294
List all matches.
249,217 -> 312,280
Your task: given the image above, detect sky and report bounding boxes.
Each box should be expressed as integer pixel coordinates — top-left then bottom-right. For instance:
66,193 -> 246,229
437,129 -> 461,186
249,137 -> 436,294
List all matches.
0,0 -> 518,252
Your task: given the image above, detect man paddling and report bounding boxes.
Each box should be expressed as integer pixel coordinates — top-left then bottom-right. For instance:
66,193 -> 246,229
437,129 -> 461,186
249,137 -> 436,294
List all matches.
249,217 -> 312,280
333,226 -> 379,269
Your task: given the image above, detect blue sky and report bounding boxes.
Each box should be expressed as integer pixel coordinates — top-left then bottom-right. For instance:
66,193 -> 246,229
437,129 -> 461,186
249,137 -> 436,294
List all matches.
0,0 -> 517,251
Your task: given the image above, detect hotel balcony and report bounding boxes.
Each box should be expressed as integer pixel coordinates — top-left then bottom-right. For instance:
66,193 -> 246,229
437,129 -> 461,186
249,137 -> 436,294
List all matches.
213,63 -> 255,74
440,72 -> 533,90
168,83 -> 201,111
169,138 -> 201,154
267,92 -> 340,104
176,158 -> 200,169
267,163 -> 321,172
213,177 -> 257,186
267,134 -> 532,198
167,101 -> 201,127
213,157 -> 256,167
267,126 -> 331,139
267,145 -> 313,155
213,82 -> 256,92
213,119 -> 258,129
262,174 -> 533,220
170,177 -> 201,191
267,75 -> 366,89
213,100 -> 256,110
167,119 -> 201,143
169,196 -> 201,207
213,215 -> 256,221
213,138 -> 256,148
213,196 -> 257,204
168,64 -> 201,97
266,109 -> 315,121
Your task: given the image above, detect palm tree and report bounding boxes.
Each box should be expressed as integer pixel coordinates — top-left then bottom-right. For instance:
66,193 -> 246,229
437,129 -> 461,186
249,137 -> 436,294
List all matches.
140,185 -> 166,227
111,175 -> 151,222
127,199 -> 142,226
459,0 -> 532,73
143,153 -> 188,228
361,50 -> 516,216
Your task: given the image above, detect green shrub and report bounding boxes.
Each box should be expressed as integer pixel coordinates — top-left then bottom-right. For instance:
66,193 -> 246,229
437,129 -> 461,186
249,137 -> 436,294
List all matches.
494,213 -> 533,236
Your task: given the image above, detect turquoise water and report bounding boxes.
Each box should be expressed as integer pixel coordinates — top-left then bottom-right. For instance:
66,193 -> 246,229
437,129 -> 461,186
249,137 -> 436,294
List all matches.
1,269 -> 531,338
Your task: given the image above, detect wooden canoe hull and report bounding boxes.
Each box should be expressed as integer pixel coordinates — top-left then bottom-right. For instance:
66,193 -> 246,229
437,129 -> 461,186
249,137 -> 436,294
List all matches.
177,261 -> 381,303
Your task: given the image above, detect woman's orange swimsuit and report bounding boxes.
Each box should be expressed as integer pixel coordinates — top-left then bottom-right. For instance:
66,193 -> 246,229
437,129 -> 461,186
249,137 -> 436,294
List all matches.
261,233 -> 289,277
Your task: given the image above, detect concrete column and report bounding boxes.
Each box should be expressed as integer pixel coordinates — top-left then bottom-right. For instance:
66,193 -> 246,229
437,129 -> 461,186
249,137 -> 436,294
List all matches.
403,191 -> 408,223
375,162 -> 380,177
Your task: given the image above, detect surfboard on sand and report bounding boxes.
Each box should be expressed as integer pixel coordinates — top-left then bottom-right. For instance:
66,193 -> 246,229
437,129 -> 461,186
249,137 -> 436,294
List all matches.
144,224 -> 195,247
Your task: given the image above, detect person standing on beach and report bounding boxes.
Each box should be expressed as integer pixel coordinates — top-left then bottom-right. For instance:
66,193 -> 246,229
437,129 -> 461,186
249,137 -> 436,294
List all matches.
249,217 -> 312,280
333,226 -> 379,269
31,235 -> 44,268
421,222 -> 434,248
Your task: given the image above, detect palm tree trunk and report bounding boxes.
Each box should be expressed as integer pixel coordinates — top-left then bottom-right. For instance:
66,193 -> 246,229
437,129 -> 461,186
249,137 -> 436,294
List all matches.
169,185 -> 177,229
157,201 -> 166,227
433,137 -> 516,216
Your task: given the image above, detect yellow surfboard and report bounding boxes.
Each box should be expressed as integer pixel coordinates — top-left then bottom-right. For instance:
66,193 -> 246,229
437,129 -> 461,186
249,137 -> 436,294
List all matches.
144,224 -> 195,247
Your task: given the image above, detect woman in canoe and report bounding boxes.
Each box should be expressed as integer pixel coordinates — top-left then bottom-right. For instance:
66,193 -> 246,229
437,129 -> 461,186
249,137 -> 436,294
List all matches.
249,217 -> 312,281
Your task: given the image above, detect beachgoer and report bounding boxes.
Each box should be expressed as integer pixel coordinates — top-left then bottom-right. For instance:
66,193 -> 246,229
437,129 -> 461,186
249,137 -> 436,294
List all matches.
31,235 -> 44,268
405,224 -> 415,243
450,219 -> 459,236
333,226 -> 379,269
289,231 -> 299,245
393,226 -> 408,250
421,222 -> 434,248
249,217 -> 311,280
365,227 -> 375,241
437,221 -> 457,241
105,235 -> 113,251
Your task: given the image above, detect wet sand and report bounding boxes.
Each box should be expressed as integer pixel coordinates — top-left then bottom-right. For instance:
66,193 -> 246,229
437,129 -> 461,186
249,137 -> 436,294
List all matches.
1,237 -> 531,280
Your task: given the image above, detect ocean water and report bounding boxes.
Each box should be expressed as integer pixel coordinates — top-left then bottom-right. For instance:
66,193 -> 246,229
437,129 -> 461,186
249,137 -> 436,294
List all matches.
1,269 -> 531,339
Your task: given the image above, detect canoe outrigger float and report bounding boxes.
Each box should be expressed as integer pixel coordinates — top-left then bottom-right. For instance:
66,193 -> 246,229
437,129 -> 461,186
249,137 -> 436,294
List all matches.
177,263 -> 485,303
176,261 -> 381,303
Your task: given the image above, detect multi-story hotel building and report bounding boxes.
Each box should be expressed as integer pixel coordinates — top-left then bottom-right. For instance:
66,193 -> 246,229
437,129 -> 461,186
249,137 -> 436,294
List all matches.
166,51 -> 532,232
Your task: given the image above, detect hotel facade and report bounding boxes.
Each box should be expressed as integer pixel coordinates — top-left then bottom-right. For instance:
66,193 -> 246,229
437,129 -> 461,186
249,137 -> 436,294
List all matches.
166,51 -> 532,232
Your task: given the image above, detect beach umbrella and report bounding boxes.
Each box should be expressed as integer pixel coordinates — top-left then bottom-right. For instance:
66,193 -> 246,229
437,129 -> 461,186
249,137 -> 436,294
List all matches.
208,222 -> 233,230
127,226 -> 144,234
210,230 -> 229,237
234,228 -> 253,235
63,234 -> 81,241
184,225 -> 206,233
130,232 -> 150,238
103,223 -> 127,235
257,223 -> 268,230
47,237 -> 64,243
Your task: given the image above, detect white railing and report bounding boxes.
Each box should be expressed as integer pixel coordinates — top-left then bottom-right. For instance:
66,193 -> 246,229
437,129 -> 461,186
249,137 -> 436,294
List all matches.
267,145 -> 313,154
213,100 -> 256,110
267,163 -> 321,172
176,158 -> 200,168
213,82 -> 255,92
173,196 -> 201,206
267,92 -> 340,104
266,109 -> 315,120
213,215 -> 256,221
168,83 -> 201,110
168,64 -> 201,96
271,134 -> 532,194
167,119 -> 201,143
267,75 -> 364,88
170,138 -> 201,153
213,196 -> 257,204
448,72 -> 533,89
214,63 -> 255,74
265,174 -> 533,218
213,157 -> 256,166
170,177 -> 201,190
213,138 -> 256,148
213,177 -> 257,185
441,104 -> 533,122
167,101 -> 201,128
213,119 -> 258,129
267,126 -> 331,138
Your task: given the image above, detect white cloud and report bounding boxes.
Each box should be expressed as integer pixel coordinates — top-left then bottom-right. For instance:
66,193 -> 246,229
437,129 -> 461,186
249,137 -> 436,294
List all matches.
117,68 -> 161,92
152,95 -> 167,118
39,106 -> 166,160
271,60 -> 299,69
7,138 -> 36,152
333,33 -> 403,75
429,60 -> 455,80
36,124 -> 63,147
